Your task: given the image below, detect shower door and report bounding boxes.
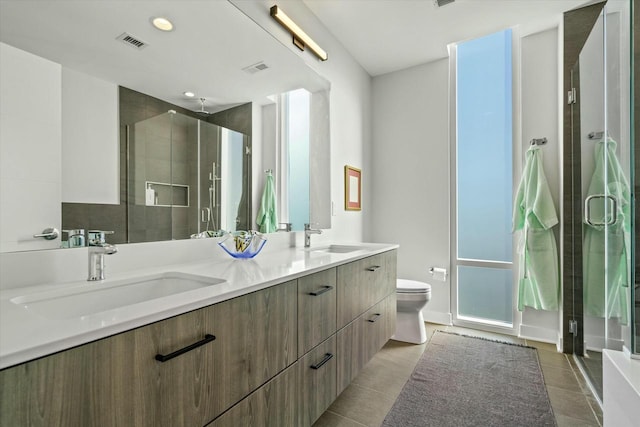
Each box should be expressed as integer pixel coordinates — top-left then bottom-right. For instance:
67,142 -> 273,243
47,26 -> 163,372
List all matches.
572,1 -> 633,400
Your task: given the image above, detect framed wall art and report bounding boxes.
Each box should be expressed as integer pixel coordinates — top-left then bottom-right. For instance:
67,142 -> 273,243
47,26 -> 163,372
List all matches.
344,165 -> 361,211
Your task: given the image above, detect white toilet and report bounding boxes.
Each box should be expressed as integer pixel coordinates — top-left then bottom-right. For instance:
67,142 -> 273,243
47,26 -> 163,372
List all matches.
391,279 -> 431,344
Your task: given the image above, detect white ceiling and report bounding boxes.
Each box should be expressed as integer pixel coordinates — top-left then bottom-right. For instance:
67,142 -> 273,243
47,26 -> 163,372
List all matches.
0,1 -> 328,113
303,0 -> 591,76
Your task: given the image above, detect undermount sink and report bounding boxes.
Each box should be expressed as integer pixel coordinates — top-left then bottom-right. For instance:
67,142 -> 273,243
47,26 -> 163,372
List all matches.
10,272 -> 226,320
308,244 -> 373,254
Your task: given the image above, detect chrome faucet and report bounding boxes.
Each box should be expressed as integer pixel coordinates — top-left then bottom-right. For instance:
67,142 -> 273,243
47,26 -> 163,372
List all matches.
304,223 -> 322,248
87,230 -> 117,281
277,222 -> 292,232
88,244 -> 118,281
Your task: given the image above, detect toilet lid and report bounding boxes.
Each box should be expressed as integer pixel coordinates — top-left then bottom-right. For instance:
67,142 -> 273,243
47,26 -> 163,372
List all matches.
397,279 -> 431,293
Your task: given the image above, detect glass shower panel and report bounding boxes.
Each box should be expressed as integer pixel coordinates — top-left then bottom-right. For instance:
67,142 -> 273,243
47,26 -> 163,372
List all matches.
578,1 -> 632,400
199,120 -> 222,234
219,127 -> 245,231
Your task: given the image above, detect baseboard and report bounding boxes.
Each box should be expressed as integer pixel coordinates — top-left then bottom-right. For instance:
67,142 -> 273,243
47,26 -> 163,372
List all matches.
585,334 -> 624,352
422,309 -> 452,326
519,323 -> 560,349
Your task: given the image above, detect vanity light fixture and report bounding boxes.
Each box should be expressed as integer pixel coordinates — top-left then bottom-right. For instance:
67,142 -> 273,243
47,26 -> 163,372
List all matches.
270,5 -> 328,61
151,17 -> 174,32
183,91 -> 195,97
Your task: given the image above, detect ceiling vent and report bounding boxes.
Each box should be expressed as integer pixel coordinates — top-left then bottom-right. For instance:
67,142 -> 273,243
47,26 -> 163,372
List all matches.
434,0 -> 455,7
116,32 -> 148,50
242,62 -> 269,74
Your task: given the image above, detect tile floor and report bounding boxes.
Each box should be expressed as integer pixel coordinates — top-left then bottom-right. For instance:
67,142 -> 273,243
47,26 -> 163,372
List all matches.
313,324 -> 603,427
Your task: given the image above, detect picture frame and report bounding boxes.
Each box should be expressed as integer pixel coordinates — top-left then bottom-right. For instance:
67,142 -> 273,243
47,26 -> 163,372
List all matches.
344,165 -> 362,211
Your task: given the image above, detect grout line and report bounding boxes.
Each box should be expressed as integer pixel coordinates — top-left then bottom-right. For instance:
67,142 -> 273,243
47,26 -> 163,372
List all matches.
324,410 -> 369,427
346,382 -> 400,402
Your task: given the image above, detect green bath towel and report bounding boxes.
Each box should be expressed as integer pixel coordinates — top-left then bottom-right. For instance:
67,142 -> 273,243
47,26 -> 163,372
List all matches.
583,138 -> 630,325
513,145 -> 559,311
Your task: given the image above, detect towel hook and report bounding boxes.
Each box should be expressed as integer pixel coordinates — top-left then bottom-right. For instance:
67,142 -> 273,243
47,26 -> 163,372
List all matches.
529,137 -> 547,146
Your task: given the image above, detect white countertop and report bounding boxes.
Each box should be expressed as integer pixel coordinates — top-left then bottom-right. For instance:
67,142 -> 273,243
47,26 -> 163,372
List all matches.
0,243 -> 397,370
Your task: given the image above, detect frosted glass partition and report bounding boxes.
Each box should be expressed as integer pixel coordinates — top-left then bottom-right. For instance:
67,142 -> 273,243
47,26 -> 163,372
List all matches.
456,30 -> 513,263
458,266 -> 513,324
454,29 -> 514,328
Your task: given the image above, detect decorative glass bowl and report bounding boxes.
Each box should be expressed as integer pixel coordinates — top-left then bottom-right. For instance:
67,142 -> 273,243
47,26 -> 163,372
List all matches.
217,231 -> 267,259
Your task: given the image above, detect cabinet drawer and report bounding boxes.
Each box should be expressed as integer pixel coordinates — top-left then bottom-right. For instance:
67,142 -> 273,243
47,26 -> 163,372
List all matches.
207,363 -> 297,427
0,280 -> 298,427
0,326 -> 157,427
336,293 -> 396,394
298,268 -> 337,357
337,250 -> 397,328
159,279 -> 297,425
297,336 -> 337,427
362,293 -> 396,362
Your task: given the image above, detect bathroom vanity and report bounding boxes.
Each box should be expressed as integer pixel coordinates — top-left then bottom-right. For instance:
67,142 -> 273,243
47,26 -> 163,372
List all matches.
0,245 -> 397,426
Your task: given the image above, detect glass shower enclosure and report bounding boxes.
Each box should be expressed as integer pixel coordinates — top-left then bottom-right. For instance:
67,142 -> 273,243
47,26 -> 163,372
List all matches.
567,0 -> 634,401
127,111 -> 248,243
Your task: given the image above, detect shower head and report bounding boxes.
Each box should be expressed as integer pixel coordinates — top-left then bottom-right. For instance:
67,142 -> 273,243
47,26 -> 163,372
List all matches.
196,98 -> 211,115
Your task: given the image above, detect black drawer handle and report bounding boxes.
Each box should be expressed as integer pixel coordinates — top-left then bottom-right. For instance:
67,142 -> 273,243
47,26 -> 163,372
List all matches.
309,285 -> 334,296
155,334 -> 216,362
310,353 -> 334,370
367,313 -> 382,323
366,265 -> 381,272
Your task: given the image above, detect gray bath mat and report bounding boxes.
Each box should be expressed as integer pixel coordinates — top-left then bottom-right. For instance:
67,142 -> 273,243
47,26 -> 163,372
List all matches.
382,331 -> 556,426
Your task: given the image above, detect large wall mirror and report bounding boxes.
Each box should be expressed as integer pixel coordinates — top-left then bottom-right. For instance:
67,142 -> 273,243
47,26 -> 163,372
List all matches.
0,0 -> 330,252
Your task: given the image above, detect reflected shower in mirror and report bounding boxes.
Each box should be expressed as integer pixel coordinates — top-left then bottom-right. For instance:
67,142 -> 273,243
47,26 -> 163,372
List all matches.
127,110 -> 248,243
0,0 -> 331,252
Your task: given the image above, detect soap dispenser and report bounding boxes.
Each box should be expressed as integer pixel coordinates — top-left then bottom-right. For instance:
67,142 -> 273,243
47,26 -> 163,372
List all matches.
145,183 -> 155,206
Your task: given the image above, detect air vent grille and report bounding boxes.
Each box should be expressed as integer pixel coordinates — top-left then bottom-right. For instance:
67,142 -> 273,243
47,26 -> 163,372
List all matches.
242,62 -> 269,74
116,32 -> 148,50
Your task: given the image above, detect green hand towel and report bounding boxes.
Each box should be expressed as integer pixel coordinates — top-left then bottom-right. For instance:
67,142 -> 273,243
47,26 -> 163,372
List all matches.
513,146 -> 559,311
256,173 -> 277,233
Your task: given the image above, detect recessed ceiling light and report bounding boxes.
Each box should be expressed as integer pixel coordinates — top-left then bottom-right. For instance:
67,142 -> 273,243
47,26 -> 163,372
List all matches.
183,91 -> 195,98
152,17 -> 174,32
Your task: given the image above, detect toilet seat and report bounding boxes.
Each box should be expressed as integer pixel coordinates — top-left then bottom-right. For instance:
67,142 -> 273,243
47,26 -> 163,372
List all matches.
397,279 -> 431,294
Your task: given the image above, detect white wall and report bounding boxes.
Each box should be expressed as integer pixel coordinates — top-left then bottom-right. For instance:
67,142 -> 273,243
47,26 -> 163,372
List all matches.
61,67 -> 119,204
230,0 -> 371,244
519,28 -> 562,344
369,59 -> 451,324
368,27 -> 564,339
0,42 -> 61,252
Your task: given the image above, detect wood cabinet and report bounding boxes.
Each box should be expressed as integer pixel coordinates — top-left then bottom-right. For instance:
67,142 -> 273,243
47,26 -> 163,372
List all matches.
0,250 -> 398,427
297,336 -> 337,427
337,251 -> 397,329
0,280 -> 297,427
297,268 -> 337,357
336,293 -> 396,394
206,363 -> 297,427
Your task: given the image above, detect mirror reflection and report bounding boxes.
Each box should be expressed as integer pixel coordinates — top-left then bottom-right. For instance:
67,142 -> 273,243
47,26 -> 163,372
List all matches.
0,0 -> 330,252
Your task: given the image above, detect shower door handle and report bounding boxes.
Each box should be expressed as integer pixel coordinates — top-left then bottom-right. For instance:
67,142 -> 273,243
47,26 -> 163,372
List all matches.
584,194 -> 618,226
